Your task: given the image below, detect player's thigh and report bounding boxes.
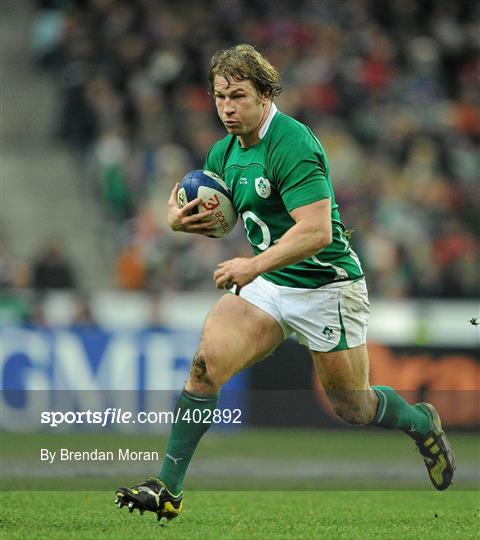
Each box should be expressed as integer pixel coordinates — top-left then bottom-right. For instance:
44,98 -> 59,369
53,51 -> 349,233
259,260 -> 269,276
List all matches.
195,293 -> 285,383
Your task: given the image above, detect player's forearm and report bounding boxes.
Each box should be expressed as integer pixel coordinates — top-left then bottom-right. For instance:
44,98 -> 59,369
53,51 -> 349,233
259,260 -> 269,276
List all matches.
253,221 -> 332,275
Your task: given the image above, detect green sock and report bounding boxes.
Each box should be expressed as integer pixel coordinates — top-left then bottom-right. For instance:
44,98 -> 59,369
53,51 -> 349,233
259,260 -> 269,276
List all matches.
158,389 -> 218,495
371,385 -> 432,441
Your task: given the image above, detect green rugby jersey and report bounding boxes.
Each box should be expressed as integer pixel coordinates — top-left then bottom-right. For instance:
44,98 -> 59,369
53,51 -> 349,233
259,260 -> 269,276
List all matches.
204,105 -> 364,288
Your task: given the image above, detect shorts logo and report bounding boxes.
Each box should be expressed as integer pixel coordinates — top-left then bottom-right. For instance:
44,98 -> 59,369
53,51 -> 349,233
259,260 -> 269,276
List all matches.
255,177 -> 271,198
322,326 -> 334,340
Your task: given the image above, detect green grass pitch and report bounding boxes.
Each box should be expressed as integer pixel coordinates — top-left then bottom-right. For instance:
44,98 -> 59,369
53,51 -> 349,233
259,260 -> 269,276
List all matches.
1,429 -> 478,538
1,490 -> 478,539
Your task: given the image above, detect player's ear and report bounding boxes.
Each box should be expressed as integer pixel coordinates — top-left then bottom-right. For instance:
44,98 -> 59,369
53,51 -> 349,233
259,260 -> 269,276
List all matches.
256,89 -> 268,105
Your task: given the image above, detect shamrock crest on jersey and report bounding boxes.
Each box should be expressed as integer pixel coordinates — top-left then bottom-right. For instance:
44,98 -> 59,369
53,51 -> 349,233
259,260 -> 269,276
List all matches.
255,177 -> 271,199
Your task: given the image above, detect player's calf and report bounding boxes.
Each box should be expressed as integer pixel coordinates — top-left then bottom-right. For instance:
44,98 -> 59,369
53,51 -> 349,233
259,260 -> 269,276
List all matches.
326,389 -> 377,425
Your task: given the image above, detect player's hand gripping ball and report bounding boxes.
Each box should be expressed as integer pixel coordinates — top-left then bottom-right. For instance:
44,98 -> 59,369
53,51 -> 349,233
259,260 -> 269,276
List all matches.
177,170 -> 237,238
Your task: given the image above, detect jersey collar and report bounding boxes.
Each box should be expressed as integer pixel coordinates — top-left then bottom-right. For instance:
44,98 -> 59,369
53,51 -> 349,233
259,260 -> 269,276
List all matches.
259,103 -> 278,139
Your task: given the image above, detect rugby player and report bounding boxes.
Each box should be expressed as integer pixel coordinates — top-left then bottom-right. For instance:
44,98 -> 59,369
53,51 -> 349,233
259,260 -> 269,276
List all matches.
115,44 -> 455,521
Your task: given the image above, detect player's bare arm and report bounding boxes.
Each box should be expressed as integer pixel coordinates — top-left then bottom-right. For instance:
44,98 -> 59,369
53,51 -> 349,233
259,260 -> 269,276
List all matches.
167,183 -> 218,235
214,198 -> 332,289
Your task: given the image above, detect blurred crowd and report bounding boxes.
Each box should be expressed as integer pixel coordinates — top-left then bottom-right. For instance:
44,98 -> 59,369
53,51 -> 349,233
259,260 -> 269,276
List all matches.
11,0 -> 480,301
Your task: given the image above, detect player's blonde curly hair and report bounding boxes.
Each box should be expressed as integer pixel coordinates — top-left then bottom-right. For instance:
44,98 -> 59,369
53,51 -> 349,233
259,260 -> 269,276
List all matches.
209,44 -> 283,99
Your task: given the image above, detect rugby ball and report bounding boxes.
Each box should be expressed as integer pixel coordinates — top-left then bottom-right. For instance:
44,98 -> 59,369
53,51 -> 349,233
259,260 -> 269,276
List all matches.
177,170 -> 237,238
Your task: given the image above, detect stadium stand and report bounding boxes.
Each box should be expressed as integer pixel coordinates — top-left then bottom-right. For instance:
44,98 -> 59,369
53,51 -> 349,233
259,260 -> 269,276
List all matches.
3,0 -> 479,304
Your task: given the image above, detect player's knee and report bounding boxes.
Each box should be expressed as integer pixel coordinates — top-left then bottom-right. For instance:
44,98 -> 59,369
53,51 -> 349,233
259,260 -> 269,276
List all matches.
188,349 -> 226,393
189,352 -> 214,385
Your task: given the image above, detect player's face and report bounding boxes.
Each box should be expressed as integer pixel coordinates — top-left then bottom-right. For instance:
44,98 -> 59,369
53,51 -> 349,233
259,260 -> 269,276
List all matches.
213,76 -> 269,147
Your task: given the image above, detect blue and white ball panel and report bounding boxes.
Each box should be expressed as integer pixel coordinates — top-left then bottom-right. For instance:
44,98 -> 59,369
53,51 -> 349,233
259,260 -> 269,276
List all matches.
177,170 -> 237,238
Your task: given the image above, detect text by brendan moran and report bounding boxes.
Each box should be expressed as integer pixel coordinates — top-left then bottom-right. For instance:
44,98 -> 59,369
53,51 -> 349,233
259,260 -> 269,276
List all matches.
40,448 -> 160,464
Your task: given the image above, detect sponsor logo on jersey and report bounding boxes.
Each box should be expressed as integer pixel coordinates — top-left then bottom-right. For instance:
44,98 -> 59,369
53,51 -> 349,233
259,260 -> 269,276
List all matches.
239,177 -> 248,185
255,177 -> 271,198
200,194 -> 221,211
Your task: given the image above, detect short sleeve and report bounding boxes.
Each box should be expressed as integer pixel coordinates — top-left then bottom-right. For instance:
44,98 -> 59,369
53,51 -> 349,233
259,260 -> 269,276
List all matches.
271,128 -> 331,212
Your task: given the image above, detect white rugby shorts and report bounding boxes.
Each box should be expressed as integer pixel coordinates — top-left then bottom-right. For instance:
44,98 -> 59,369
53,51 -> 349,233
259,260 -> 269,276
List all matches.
237,276 -> 370,352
